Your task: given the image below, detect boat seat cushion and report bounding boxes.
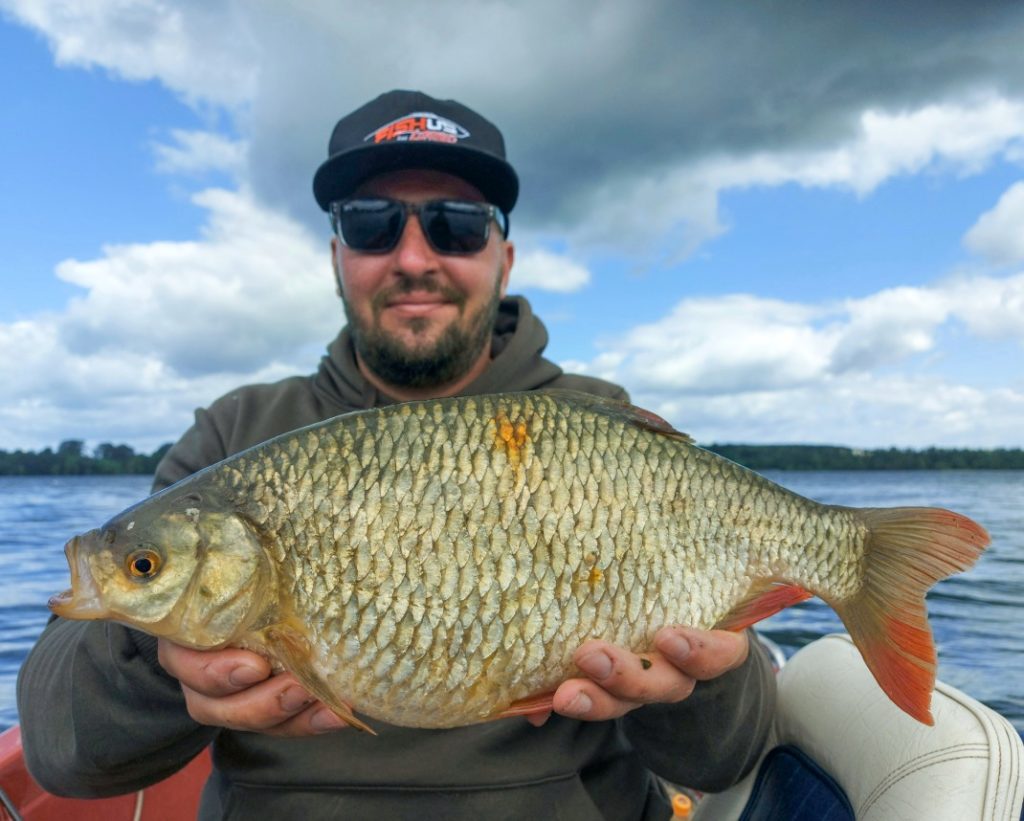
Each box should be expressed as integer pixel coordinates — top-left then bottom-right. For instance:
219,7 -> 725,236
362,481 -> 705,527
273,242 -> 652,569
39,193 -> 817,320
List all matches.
691,633 -> 1024,820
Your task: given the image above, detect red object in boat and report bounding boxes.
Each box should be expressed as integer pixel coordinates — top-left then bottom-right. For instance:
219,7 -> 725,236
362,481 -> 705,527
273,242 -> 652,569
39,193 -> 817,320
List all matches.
0,724 -> 210,821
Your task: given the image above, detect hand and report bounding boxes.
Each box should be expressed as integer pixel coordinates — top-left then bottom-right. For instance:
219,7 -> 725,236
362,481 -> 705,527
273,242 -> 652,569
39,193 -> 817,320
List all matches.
526,626 -> 750,726
157,639 -> 350,736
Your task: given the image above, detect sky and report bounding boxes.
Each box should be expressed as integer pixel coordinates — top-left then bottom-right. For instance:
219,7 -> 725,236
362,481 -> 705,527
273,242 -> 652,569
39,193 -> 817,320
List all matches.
2,1 -> 1023,453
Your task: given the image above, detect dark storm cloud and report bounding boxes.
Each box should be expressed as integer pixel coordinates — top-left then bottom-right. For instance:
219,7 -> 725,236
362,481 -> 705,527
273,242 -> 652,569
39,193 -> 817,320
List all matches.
9,0 -> 1024,235
238,1 -> 1024,232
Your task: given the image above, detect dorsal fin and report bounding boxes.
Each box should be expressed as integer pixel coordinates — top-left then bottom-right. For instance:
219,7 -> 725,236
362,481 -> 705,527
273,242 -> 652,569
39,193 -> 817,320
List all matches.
540,389 -> 694,444
624,404 -> 694,443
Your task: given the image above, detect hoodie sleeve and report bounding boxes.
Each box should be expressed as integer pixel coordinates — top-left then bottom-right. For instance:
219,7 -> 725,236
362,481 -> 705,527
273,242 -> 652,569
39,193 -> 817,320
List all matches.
17,617 -> 217,797
16,408 -> 234,797
16,380 -> 323,797
621,630 -> 776,791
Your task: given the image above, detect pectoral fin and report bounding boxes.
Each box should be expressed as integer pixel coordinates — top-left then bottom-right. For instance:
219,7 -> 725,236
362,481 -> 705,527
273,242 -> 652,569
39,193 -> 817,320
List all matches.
264,619 -> 376,735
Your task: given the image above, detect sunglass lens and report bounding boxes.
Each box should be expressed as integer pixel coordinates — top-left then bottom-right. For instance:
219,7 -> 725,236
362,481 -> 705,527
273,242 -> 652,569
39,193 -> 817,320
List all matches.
339,200 -> 404,252
423,201 -> 490,254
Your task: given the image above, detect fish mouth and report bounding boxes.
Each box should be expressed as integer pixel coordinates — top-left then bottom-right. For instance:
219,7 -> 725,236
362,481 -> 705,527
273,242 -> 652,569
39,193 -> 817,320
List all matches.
48,534 -> 110,620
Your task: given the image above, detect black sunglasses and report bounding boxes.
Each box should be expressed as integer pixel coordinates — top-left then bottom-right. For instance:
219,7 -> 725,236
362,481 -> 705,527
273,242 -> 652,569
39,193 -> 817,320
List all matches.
330,197 -> 509,255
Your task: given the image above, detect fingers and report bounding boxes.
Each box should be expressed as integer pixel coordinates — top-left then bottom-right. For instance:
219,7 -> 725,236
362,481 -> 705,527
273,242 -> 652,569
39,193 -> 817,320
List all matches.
157,639 -> 349,736
576,642 -> 697,704
545,627 -> 750,723
654,626 -> 749,681
551,678 -> 640,722
179,671 -> 347,736
158,639 -> 272,698
550,642 -> 695,722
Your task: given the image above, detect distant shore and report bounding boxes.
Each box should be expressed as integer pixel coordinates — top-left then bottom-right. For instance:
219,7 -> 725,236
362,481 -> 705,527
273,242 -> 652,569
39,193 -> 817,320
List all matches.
1,439 -> 1023,475
705,444 -> 1024,471
0,441 -> 171,476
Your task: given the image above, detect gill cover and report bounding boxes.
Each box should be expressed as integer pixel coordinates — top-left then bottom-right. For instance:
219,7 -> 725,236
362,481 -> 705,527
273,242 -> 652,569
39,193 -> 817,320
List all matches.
50,485 -> 275,649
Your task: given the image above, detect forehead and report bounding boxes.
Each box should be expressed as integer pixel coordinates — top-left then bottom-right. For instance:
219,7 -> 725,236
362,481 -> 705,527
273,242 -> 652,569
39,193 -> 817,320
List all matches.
353,169 -> 486,202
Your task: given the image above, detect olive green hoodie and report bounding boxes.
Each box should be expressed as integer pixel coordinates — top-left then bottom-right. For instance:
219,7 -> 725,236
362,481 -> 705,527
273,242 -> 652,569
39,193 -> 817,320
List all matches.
18,296 -> 775,821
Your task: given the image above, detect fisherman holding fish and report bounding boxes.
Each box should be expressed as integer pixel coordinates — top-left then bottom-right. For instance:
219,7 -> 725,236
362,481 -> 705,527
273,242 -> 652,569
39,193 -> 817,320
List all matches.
17,90 -> 787,819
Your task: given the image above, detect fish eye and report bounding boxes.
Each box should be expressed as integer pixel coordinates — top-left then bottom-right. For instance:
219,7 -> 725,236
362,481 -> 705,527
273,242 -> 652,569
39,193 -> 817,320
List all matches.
126,548 -> 162,580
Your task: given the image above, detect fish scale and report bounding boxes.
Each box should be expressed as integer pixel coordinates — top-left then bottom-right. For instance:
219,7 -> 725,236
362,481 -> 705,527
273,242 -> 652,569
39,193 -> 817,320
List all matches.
52,390 -> 990,728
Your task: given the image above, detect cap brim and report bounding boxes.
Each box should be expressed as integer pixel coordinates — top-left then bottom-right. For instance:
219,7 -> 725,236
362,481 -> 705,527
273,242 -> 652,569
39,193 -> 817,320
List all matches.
313,142 -> 519,214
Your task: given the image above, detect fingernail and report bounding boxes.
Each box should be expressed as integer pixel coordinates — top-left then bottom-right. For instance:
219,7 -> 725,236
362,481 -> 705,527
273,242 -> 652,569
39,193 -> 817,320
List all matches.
228,665 -> 266,687
310,708 -> 347,733
661,631 -> 691,662
279,685 -> 313,713
577,651 -> 613,680
565,692 -> 592,717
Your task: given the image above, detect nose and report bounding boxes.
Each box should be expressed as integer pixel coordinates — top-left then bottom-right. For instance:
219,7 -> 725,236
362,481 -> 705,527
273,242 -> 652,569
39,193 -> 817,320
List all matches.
393,210 -> 439,275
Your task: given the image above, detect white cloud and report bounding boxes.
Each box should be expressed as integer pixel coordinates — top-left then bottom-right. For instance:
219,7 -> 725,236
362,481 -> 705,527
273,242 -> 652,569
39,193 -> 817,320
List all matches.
779,97 -> 1024,195
964,181 -> 1024,265
4,1 -> 1024,451
511,249 -> 591,293
567,273 -> 1024,447
7,0 -> 1024,255
936,272 -> 1024,340
608,296 -> 832,393
0,188 -> 340,451
8,198 -> 1019,451
830,286 -> 950,372
2,0 -> 258,107
636,374 -> 1024,450
153,129 -> 247,177
52,187 -> 337,376
574,97 -> 1024,259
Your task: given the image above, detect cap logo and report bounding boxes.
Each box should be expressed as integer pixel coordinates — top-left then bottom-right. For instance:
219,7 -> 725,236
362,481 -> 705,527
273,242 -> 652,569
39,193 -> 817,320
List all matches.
365,112 -> 470,145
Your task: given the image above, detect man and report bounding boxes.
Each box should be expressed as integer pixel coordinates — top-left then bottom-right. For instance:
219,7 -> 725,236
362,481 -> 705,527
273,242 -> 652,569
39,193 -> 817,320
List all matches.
19,90 -> 775,820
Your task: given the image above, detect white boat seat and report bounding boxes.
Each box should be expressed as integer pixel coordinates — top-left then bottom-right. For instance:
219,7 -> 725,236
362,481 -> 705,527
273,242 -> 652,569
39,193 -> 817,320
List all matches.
692,633 -> 1024,820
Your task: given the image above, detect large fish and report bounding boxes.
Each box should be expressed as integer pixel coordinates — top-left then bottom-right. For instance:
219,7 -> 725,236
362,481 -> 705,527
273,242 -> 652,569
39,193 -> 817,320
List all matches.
50,391 -> 988,730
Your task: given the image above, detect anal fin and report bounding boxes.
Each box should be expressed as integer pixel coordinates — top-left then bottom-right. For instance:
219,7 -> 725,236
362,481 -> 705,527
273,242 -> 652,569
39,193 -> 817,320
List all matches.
714,582 -> 813,632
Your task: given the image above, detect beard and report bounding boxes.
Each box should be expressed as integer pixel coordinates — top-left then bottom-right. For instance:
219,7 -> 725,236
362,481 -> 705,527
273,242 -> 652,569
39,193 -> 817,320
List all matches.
342,273 -> 503,390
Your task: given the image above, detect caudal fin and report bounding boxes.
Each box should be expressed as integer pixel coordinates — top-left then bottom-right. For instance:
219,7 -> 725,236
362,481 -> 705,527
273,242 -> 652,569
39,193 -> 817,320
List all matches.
833,507 -> 989,726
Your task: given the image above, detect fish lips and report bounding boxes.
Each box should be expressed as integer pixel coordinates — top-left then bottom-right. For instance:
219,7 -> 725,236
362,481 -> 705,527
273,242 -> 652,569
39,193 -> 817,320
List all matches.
48,534 -> 110,620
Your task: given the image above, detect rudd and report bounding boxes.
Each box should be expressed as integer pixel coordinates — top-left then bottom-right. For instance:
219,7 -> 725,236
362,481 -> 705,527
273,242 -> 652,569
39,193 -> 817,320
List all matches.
50,390 -> 989,730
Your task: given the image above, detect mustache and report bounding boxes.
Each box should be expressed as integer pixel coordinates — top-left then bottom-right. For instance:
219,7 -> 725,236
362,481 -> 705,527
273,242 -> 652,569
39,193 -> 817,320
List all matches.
371,278 -> 466,313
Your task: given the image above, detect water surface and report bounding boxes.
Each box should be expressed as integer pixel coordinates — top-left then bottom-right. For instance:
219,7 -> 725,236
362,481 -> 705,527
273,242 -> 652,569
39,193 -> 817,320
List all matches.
1,471 -> 1021,733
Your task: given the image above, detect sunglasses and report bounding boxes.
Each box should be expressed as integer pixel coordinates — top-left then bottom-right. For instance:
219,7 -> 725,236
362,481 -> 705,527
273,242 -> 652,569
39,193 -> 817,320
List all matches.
330,197 -> 509,255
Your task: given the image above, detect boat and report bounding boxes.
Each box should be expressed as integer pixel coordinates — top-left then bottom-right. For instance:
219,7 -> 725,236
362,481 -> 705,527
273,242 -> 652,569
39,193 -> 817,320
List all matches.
684,633 -> 1024,819
0,729 -> 209,821
2,633 -> 1022,820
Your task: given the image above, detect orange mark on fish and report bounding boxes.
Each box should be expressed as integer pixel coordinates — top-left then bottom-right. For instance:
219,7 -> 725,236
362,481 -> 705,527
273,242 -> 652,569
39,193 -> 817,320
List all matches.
492,412 -> 530,467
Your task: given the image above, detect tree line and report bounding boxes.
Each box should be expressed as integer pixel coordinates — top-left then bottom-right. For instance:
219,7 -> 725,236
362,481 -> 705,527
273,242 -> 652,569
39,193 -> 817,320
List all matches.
1,440 -> 1023,476
704,444 -> 1024,471
0,440 -> 172,476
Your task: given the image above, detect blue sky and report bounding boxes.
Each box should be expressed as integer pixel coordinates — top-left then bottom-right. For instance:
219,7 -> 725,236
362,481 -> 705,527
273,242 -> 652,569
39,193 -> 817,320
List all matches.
2,2 -> 1023,452
1,20 -> 218,318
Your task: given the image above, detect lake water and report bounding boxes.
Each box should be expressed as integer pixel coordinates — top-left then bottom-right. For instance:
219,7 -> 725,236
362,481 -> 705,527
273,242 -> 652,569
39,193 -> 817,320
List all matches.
1,471 -> 1022,734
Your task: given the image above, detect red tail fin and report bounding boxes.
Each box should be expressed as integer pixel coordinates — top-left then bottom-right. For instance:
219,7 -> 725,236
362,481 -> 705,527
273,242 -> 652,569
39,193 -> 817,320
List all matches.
833,507 -> 989,725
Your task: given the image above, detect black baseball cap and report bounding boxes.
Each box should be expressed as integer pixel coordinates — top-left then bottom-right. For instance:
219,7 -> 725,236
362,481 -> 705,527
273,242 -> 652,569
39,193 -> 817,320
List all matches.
313,90 -> 519,214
